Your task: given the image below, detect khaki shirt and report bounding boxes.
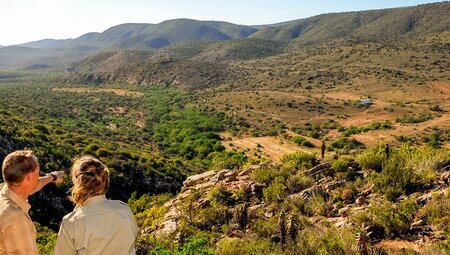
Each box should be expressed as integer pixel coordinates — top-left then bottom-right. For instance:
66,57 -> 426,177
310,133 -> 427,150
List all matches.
0,183 -> 39,255
54,195 -> 138,255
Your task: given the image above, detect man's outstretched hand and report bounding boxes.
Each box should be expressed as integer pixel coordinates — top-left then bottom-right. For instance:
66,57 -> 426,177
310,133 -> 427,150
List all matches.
51,171 -> 64,184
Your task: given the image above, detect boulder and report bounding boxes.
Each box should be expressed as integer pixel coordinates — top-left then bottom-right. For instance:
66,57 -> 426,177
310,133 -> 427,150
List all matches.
355,196 -> 366,206
433,159 -> 450,171
440,171 -> 450,183
183,170 -> 219,187
339,207 -> 349,218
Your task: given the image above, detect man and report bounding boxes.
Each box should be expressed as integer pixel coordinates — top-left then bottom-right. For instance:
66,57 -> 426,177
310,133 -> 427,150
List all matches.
0,150 -> 64,255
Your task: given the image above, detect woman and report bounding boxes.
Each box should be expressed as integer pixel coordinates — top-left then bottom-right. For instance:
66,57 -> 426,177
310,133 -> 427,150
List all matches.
54,156 -> 138,255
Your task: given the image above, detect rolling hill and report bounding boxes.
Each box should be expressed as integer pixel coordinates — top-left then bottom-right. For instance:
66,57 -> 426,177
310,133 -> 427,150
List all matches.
0,2 -> 448,70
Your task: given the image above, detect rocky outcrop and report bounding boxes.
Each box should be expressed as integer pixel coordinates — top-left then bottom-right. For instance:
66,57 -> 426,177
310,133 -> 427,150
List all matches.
154,157 -> 450,252
158,165 -> 262,234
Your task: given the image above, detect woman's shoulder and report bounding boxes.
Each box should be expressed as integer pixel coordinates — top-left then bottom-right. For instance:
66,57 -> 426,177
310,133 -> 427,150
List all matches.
106,199 -> 133,212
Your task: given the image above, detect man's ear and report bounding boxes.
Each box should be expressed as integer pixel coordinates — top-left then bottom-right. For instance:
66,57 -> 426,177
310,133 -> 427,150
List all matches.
25,172 -> 33,182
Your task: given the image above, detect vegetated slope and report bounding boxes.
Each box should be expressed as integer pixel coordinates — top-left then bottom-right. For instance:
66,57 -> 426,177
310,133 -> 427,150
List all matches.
0,74 -> 237,231
251,2 -> 450,44
65,2 -> 449,88
135,146 -> 450,254
63,2 -> 450,147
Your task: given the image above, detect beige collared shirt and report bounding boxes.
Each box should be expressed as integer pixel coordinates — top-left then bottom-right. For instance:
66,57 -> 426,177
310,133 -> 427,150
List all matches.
0,183 -> 39,255
54,195 -> 138,255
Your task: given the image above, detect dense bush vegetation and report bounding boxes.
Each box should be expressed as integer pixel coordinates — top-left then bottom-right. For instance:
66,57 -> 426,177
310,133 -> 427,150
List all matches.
0,74 -> 244,233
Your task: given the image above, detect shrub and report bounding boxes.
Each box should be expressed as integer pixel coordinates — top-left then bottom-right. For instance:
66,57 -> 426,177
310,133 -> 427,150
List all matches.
419,193 -> 450,230
128,193 -> 172,231
209,185 -> 234,207
36,223 -> 57,255
370,144 -> 444,201
280,151 -> 317,170
291,136 -> 306,145
306,194 -> 328,216
231,187 -> 247,203
371,154 -> 411,201
429,104 -> 442,112
95,147 -> 111,157
424,133 -> 442,148
370,199 -> 419,237
327,138 -> 363,153
176,235 -> 214,255
397,112 -> 433,124
293,227 -> 356,255
250,164 -> 279,184
263,177 -> 286,203
209,151 -> 247,170
286,172 -> 314,193
309,131 -> 320,139
197,206 -> 229,230
356,143 -> 387,172
253,217 -> 278,238
216,237 -> 279,255
332,157 -> 356,180
216,237 -> 282,255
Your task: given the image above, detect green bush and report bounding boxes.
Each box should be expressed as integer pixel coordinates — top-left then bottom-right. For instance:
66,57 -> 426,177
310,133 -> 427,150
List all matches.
424,133 -> 442,148
371,154 -> 411,201
263,177 -> 286,203
197,206 -> 229,230
419,193 -> 450,230
209,185 -> 235,207
253,217 -> 278,238
149,234 -> 214,255
356,143 -> 387,172
397,112 -> 433,124
280,151 -> 317,170
306,194 -> 328,216
286,172 -> 314,193
36,223 -> 57,255
208,151 -> 247,170
291,136 -> 307,145
370,199 -> 419,237
332,157 -> 357,181
250,164 -> 278,184
292,227 -> 356,255
216,237 -> 280,255
327,138 -> 363,153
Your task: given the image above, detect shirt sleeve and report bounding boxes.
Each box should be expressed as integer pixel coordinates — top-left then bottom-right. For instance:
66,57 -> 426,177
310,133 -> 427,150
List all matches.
53,219 -> 77,255
130,209 -> 138,237
3,218 -> 39,255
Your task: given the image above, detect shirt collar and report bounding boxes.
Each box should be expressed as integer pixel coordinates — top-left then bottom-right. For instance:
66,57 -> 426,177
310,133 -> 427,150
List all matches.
77,194 -> 107,209
0,184 -> 32,214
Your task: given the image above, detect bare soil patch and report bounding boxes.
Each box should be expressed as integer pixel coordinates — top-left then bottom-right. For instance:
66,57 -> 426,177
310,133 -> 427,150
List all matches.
221,133 -> 313,162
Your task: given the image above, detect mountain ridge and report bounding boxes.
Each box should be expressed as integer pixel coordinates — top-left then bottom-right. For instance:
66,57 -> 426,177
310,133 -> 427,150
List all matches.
0,1 -> 448,70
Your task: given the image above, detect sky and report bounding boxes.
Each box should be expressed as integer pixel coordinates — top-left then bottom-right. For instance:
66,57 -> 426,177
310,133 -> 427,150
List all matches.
0,0 -> 443,46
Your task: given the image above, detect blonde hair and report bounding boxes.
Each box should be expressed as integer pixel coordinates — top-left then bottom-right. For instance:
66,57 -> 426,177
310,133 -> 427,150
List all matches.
70,156 -> 109,206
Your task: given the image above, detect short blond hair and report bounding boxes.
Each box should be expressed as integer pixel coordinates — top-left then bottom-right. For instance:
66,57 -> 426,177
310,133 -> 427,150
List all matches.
70,156 -> 109,206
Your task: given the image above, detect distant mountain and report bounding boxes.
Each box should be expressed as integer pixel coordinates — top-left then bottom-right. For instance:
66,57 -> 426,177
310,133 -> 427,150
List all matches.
39,19 -> 257,50
0,2 -> 448,70
18,38 -> 69,48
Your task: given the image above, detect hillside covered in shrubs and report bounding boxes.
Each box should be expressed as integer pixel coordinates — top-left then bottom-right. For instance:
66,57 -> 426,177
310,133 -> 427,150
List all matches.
131,144 -> 450,254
